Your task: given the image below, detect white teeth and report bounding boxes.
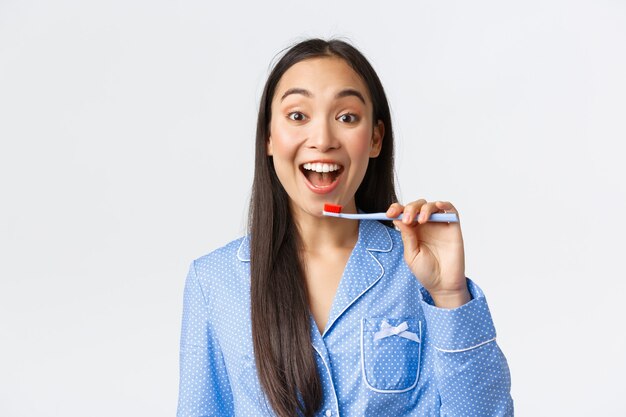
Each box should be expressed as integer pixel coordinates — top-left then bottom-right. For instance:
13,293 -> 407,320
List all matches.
302,163 -> 341,173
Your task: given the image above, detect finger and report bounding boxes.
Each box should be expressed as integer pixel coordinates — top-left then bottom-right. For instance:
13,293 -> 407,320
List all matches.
386,202 -> 404,218
434,200 -> 456,212
434,201 -> 461,221
402,199 -> 427,224
417,201 -> 439,224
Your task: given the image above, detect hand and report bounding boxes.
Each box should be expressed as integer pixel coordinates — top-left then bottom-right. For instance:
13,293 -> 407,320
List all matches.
387,200 -> 470,309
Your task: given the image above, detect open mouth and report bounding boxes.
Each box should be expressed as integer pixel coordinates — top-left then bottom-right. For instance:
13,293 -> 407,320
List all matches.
299,162 -> 344,189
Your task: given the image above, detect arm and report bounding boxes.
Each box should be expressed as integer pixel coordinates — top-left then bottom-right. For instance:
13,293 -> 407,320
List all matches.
389,200 -> 513,414
177,261 -> 234,417
420,279 -> 513,416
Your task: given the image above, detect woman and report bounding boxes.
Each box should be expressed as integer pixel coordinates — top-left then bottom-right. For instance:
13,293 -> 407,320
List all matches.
177,38 -> 513,417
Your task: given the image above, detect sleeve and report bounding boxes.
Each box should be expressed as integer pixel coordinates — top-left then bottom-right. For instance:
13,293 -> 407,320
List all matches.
177,261 -> 235,417
419,278 -> 514,417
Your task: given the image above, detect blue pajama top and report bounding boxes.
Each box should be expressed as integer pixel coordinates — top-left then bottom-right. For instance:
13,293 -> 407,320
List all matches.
177,219 -> 514,416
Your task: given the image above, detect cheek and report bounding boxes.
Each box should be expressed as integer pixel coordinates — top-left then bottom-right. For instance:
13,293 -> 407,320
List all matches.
269,131 -> 299,160
269,119 -> 303,157
347,127 -> 375,159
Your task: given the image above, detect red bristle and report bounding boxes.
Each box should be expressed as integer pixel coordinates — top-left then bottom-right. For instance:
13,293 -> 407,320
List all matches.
323,203 -> 343,213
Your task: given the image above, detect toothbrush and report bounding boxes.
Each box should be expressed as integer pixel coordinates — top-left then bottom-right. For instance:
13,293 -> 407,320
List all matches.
322,203 -> 459,223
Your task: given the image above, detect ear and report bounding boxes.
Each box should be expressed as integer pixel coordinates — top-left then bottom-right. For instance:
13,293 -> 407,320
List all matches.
266,135 -> 273,156
369,120 -> 384,158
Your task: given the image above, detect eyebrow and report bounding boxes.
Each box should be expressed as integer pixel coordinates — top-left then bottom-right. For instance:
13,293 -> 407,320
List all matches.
280,88 -> 311,101
335,88 -> 366,104
280,87 -> 366,104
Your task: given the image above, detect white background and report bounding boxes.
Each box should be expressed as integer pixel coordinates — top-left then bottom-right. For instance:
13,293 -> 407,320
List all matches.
1,0 -> 625,416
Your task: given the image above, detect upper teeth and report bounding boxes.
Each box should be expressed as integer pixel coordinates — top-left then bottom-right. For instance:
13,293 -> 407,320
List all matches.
303,163 -> 341,173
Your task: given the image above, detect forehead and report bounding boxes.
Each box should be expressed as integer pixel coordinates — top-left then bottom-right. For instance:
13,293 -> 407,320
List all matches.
273,56 -> 371,102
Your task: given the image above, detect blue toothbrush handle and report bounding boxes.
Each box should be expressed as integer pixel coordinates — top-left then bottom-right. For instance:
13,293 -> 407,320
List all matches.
395,212 -> 458,222
323,211 -> 459,222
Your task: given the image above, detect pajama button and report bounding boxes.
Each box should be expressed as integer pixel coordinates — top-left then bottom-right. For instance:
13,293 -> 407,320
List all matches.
325,410 -> 332,417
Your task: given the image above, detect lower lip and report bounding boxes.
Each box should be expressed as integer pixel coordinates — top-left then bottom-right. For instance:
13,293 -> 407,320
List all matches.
302,170 -> 342,195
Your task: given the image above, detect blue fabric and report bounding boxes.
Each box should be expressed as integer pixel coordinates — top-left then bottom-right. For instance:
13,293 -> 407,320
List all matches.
177,220 -> 514,416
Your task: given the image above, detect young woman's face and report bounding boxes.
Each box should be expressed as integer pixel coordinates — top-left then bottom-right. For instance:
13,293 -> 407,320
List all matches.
267,56 -> 383,220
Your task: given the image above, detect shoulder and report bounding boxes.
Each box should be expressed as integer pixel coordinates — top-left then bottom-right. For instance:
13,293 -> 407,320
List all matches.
192,236 -> 249,283
191,236 -> 249,278
193,236 -> 248,275
186,236 -> 251,313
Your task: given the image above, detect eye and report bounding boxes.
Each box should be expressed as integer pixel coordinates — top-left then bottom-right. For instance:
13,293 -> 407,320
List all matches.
287,111 -> 307,122
338,113 -> 359,123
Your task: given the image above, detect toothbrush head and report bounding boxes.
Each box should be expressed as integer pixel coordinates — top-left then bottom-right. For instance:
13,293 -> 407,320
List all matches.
323,203 -> 343,214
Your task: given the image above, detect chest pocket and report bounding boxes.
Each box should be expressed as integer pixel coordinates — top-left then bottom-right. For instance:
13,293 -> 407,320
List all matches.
360,317 -> 422,393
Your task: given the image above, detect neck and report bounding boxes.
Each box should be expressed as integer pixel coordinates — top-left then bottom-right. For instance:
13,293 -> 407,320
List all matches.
291,202 -> 360,255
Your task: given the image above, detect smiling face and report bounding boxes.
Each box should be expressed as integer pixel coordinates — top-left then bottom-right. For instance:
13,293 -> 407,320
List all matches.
267,56 -> 384,221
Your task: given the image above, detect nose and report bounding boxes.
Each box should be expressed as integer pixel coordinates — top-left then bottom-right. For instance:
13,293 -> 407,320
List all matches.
307,119 -> 339,152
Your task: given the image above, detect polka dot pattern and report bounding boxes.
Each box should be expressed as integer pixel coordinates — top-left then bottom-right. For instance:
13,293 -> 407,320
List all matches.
177,220 -> 514,416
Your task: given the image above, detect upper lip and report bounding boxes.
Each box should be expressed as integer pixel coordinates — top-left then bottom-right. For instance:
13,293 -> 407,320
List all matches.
299,159 -> 344,167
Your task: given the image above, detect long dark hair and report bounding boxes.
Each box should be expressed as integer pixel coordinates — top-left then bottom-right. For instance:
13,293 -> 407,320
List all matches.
248,38 -> 397,417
